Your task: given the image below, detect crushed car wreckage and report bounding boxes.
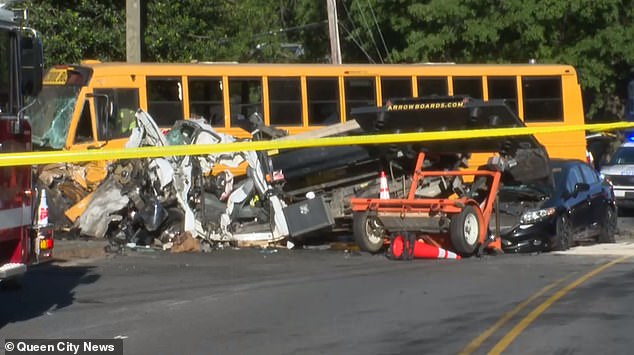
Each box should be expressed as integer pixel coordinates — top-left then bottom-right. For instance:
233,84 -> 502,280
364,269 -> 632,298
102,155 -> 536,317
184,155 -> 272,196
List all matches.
75,110 -> 290,251
39,95 -> 560,255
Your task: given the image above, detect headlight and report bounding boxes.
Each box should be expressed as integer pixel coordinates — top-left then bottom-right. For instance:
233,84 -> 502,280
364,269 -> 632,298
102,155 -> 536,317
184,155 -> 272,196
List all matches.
520,207 -> 556,224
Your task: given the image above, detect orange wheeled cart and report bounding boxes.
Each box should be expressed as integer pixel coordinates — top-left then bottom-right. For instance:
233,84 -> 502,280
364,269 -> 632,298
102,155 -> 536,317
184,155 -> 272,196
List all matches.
350,152 -> 503,258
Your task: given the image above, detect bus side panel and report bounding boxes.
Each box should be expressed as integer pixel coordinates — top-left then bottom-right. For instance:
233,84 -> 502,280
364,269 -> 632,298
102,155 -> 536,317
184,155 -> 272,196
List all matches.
552,74 -> 586,160
535,130 -> 586,161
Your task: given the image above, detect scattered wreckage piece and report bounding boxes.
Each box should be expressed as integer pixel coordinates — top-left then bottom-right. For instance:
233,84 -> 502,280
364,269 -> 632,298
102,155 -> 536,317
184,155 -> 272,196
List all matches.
36,161 -> 108,229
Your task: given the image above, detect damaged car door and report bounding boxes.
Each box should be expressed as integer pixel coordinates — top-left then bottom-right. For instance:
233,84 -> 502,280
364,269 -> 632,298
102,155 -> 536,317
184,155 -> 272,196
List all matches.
559,164 -> 592,240
578,162 -> 606,236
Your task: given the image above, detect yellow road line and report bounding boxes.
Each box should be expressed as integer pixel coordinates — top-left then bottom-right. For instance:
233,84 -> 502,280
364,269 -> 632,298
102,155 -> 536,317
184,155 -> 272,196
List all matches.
488,256 -> 632,355
459,275 -> 572,355
0,121 -> 633,167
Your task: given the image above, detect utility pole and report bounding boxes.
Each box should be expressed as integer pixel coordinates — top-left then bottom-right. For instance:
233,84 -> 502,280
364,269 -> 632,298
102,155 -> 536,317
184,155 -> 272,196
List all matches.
126,0 -> 141,63
326,0 -> 342,64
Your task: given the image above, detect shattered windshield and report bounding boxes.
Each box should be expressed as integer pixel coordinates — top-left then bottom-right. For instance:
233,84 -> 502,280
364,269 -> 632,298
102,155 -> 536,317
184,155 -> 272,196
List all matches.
26,85 -> 81,149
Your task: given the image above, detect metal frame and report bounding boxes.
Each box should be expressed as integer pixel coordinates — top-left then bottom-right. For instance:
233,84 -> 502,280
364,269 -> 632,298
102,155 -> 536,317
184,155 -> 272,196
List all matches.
350,152 -> 503,253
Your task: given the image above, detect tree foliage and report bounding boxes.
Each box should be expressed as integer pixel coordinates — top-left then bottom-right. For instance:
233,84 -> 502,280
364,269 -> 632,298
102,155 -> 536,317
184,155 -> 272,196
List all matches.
338,0 -> 634,120
23,0 -> 125,65
18,0 -> 634,121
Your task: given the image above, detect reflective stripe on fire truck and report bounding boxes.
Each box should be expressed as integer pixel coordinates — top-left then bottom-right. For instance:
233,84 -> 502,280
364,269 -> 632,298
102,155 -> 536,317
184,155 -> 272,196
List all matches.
0,206 -> 31,229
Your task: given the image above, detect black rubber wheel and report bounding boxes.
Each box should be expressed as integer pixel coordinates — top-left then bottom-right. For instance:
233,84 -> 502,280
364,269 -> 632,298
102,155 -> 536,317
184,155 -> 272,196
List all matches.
353,211 -> 386,253
598,206 -> 617,243
449,205 -> 481,256
552,215 -> 572,251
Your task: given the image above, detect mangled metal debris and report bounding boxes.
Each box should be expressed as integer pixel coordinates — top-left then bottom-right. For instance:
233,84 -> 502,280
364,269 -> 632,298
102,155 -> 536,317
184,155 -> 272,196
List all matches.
75,109 -> 291,252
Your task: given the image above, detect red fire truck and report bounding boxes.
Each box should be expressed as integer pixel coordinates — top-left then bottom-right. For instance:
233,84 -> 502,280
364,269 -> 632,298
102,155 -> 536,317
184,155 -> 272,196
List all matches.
0,5 -> 50,286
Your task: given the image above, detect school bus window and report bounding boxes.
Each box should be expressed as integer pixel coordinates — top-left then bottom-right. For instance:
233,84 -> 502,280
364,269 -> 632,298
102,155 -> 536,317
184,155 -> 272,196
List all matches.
417,77 -> 448,96
488,76 -> 518,115
147,77 -> 184,126
74,100 -> 93,144
268,77 -> 302,126
95,88 -> 140,140
453,77 -> 483,99
307,77 -> 340,125
522,76 -> 563,122
229,77 -> 263,127
188,77 -> 224,127
381,77 -> 412,103
66,71 -> 85,86
344,77 -> 376,119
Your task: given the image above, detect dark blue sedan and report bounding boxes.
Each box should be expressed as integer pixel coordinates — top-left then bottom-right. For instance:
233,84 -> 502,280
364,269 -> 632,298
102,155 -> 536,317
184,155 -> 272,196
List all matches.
498,159 -> 617,253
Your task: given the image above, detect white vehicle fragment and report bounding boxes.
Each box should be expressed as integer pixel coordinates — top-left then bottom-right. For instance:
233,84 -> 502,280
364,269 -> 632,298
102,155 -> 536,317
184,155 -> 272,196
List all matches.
75,178 -> 129,238
127,110 -> 288,246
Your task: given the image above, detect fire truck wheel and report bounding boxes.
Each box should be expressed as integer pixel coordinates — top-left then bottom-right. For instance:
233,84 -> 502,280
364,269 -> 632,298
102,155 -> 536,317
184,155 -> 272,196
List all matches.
353,211 -> 386,253
450,205 -> 481,256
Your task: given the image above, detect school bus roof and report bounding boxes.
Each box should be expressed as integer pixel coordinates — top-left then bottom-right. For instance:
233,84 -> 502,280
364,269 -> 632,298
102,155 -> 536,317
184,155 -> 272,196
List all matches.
71,61 -> 578,78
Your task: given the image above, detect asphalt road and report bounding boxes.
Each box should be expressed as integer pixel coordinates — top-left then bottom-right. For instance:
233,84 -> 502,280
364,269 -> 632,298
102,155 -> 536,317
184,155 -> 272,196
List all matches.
2,218 -> 634,355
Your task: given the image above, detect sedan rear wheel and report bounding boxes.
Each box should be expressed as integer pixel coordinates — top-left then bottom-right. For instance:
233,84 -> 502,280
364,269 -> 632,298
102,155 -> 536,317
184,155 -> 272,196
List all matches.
553,215 -> 572,251
598,206 -> 617,243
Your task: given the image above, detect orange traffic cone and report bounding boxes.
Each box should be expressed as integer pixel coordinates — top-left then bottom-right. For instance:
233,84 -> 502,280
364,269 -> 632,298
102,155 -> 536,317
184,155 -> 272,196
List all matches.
391,235 -> 461,260
379,171 -> 390,199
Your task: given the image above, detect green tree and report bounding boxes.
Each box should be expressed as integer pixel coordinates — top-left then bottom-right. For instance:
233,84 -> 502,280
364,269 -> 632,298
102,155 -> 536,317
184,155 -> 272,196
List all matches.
339,0 -> 634,120
24,0 -> 125,66
19,0 -> 634,121
143,0 -> 290,62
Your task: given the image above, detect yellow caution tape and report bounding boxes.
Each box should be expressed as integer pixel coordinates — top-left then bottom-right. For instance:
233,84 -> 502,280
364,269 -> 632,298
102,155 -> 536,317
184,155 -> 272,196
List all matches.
0,121 -> 633,167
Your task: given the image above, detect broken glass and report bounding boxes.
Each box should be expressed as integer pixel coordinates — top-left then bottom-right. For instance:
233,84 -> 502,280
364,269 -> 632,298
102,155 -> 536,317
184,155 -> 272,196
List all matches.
26,85 -> 81,149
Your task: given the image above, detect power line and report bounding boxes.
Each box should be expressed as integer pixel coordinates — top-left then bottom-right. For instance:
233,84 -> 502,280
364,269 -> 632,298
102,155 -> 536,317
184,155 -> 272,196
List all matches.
366,0 -> 389,62
339,22 -> 375,63
340,0 -> 376,63
189,21 -> 327,40
353,0 -> 383,63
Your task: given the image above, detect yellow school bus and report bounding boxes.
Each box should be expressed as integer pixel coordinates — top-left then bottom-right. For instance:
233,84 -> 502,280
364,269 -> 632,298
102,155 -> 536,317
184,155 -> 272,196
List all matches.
28,61 -> 586,162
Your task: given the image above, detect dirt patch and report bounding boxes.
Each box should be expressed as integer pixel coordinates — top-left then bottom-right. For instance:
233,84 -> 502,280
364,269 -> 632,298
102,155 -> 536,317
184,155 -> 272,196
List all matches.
53,239 -> 108,261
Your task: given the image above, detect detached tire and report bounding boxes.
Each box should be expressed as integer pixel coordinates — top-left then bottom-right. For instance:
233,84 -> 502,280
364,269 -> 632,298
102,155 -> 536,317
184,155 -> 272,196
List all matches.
353,211 -> 386,253
450,205 -> 481,256
598,206 -> 617,243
